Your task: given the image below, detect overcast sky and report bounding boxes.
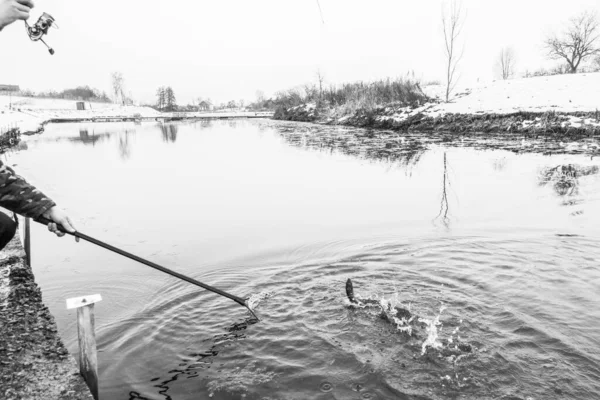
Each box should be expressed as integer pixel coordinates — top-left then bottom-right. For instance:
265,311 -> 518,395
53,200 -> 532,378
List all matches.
1,0 -> 599,105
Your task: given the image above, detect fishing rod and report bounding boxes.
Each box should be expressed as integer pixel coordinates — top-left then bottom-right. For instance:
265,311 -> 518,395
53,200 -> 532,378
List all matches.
35,216 -> 258,320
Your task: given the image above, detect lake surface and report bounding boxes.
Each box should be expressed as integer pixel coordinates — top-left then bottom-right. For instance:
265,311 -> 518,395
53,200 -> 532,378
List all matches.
9,119 -> 600,399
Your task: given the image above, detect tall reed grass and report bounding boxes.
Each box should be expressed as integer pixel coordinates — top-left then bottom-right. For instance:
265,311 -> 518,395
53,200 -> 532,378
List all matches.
258,77 -> 428,116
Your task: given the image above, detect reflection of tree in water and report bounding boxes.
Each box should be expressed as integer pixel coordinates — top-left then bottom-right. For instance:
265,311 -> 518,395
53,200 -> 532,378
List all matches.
539,164 -> 599,198
434,152 -> 451,227
271,123 -> 427,168
199,119 -> 213,129
76,129 -> 136,157
159,124 -> 179,143
539,164 -> 599,216
128,317 -> 259,400
492,157 -> 507,171
118,131 -> 133,160
263,120 -> 600,159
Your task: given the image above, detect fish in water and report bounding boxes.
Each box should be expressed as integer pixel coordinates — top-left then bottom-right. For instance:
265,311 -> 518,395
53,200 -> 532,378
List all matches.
345,278 -> 473,355
345,278 -> 413,321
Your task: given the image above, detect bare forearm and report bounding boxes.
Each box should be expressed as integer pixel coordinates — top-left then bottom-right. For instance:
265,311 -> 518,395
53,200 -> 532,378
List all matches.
0,0 -> 34,30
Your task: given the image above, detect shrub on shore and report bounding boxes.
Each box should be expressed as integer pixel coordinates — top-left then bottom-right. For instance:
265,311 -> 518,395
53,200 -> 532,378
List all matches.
255,77 -> 428,117
14,86 -> 111,103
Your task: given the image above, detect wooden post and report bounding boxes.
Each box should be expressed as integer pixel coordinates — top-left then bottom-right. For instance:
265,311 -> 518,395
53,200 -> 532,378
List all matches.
67,294 -> 102,400
24,217 -> 31,267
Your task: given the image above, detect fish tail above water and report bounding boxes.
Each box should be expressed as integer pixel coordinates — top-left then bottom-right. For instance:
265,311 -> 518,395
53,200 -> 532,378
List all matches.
346,278 -> 358,304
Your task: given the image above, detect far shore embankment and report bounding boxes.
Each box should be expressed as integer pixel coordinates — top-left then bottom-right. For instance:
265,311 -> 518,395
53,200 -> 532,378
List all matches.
274,73 -> 600,136
0,96 -> 273,135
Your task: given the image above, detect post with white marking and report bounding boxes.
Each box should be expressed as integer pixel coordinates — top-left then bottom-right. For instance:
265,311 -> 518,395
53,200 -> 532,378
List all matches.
67,294 -> 102,400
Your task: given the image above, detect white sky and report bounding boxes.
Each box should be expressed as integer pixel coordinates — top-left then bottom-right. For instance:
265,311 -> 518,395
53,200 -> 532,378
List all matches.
1,0 -> 599,105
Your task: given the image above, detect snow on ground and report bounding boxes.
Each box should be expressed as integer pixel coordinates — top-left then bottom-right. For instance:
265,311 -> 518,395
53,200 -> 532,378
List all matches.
0,96 -> 273,133
0,96 -> 161,132
422,72 -> 600,115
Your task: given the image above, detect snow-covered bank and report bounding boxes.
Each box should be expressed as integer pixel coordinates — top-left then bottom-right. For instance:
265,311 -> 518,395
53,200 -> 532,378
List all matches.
0,96 -> 274,136
0,96 -> 162,133
275,73 -> 600,135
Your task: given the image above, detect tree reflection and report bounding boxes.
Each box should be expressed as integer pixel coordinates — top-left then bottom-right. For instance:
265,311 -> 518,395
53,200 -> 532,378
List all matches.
159,123 -> 179,143
199,119 -> 213,129
539,164 -> 599,199
434,152 -> 451,227
273,124 -> 427,168
118,131 -> 132,160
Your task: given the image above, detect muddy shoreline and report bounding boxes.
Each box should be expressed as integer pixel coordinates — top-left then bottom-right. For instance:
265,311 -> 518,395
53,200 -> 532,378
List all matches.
0,229 -> 93,400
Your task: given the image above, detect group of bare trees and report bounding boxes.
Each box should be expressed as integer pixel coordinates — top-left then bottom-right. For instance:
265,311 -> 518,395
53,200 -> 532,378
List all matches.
441,1 -> 599,102
110,72 -> 135,105
111,72 -> 125,104
496,47 -> 516,80
156,86 -> 177,111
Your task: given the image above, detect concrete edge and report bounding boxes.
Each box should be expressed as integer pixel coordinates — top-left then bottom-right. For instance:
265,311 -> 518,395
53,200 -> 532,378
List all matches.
0,218 -> 94,400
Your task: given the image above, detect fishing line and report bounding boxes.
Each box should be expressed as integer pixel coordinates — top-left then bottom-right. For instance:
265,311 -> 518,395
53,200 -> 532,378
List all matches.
316,0 -> 325,24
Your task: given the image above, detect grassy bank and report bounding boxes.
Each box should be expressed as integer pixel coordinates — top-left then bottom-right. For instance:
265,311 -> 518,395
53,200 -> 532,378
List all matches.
337,109 -> 600,136
270,77 -> 427,122
273,73 -> 600,136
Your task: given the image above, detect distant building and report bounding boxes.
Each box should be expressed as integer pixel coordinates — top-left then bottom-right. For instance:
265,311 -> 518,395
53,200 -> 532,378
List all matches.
198,100 -> 212,111
0,85 -> 20,92
76,101 -> 86,110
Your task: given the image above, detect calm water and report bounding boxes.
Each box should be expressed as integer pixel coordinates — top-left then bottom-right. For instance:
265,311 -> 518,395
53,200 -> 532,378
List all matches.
9,119 -> 600,399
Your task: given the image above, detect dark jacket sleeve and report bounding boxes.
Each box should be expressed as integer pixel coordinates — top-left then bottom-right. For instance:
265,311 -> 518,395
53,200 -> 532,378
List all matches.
0,159 -> 56,219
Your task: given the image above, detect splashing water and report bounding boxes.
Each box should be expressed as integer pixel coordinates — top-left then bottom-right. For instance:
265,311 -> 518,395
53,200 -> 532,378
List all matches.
381,294 -> 415,335
419,304 -> 447,355
246,291 -> 273,312
349,290 -> 417,335
391,315 -> 414,335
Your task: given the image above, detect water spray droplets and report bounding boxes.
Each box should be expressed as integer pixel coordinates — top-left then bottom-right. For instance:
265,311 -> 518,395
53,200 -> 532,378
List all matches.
420,303 -> 447,355
246,291 -> 273,311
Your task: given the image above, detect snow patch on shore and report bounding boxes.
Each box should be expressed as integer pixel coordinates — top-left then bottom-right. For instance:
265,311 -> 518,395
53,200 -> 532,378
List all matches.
423,73 -> 600,115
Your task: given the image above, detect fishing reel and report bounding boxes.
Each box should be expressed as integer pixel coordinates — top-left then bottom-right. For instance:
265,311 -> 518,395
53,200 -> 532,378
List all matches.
24,12 -> 57,55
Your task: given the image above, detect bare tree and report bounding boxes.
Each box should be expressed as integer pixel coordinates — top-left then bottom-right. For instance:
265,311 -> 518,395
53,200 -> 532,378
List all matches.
156,87 -> 166,110
497,47 -> 516,80
441,0 -> 465,102
303,83 -> 317,102
255,90 -> 265,103
545,10 -> 600,73
110,72 -> 125,104
315,69 -> 325,105
164,87 -> 177,111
